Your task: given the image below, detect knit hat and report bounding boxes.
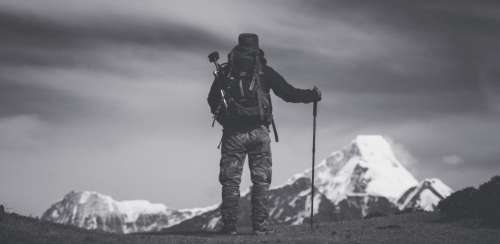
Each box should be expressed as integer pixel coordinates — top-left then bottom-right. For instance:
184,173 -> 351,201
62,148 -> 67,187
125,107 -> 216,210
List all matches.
238,33 -> 259,50
229,33 -> 266,74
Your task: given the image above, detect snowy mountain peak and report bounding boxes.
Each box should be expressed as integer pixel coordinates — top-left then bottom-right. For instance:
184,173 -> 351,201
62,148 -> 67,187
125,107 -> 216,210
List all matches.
167,136 -> 452,231
291,135 -> 419,205
42,191 -> 211,233
73,191 -> 115,211
63,191 -> 168,223
353,135 -> 401,166
42,136 -> 453,233
398,178 -> 453,211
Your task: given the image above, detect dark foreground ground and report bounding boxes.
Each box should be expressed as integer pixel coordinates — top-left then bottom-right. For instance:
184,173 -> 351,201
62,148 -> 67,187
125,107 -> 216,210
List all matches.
1,212 -> 500,244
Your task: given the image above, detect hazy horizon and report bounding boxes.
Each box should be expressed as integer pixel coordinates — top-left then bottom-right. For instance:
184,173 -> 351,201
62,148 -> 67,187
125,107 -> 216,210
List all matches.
1,0 -> 499,217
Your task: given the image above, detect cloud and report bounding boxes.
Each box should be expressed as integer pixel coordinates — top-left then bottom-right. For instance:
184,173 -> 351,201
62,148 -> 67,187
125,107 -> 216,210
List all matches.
0,8 -> 228,71
442,155 -> 465,165
0,80 -> 95,121
385,136 -> 419,168
479,61 -> 500,114
1,0 -> 500,216
0,115 -> 45,149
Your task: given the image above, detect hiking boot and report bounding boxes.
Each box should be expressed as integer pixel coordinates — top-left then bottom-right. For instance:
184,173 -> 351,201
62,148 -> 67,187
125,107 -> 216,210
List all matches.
218,225 -> 238,235
253,222 -> 275,235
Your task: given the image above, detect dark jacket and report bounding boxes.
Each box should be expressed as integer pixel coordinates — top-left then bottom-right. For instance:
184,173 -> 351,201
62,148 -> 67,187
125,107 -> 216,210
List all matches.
207,65 -> 317,130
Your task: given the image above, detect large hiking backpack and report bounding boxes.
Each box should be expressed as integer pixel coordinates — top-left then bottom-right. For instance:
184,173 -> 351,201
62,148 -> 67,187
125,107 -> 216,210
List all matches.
218,63 -> 279,142
219,61 -> 273,126
211,33 -> 279,141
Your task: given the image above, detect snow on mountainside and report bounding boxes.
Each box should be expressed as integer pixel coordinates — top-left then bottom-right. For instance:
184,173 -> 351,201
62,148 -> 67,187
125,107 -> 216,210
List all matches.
42,135 -> 453,233
41,191 -> 214,233
288,135 -> 419,204
398,178 -> 453,211
272,135 -> 421,222
166,135 -> 445,232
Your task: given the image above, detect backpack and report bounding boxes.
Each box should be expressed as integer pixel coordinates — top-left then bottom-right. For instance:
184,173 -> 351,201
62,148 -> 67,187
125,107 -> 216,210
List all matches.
219,60 -> 273,127
210,40 -> 279,141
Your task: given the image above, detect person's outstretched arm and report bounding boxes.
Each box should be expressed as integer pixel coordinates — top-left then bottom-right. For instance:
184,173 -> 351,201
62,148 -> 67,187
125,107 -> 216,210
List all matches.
266,66 -> 321,103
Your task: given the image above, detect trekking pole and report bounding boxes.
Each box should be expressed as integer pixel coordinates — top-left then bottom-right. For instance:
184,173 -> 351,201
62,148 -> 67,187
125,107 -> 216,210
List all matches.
310,101 -> 317,232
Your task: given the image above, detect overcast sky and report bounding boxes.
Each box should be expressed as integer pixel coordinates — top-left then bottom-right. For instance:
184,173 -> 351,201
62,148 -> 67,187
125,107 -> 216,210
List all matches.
1,0 -> 499,216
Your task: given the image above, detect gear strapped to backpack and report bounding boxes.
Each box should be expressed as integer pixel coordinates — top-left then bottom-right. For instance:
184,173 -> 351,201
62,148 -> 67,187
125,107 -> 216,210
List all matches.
223,52 -> 273,125
209,33 -> 279,142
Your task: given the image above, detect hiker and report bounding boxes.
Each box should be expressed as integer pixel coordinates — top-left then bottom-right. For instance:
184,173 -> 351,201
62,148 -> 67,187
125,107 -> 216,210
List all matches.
207,33 -> 321,235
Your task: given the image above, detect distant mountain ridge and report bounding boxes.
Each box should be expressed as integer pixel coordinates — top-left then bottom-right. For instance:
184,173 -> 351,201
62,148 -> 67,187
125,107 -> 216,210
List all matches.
41,135 -> 453,233
41,191 -> 215,233
166,135 -> 452,232
398,178 -> 453,211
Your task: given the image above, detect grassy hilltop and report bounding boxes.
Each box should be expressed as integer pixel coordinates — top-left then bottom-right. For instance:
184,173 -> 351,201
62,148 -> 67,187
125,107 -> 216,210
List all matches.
2,176 -> 500,243
1,211 -> 500,244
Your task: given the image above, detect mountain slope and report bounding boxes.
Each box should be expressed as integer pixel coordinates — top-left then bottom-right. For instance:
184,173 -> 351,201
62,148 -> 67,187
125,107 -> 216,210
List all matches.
166,135 -> 427,231
166,177 -> 337,232
41,135 -> 452,233
41,191 -> 214,233
398,178 -> 453,211
296,135 -> 419,204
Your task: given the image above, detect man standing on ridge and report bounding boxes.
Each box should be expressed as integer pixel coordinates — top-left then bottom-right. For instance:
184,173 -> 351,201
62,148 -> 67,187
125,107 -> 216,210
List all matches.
207,33 -> 321,235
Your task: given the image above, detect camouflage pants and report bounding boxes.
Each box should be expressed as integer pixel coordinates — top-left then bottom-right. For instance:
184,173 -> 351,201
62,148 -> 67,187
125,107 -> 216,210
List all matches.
219,125 -> 272,227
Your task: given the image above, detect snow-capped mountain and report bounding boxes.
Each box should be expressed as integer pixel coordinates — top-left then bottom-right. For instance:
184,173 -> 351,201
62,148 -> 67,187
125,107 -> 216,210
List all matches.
397,178 -> 453,211
42,135 -> 453,233
166,135 -> 448,232
272,135 -> 420,221
41,191 -> 214,233
290,135 -> 419,205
